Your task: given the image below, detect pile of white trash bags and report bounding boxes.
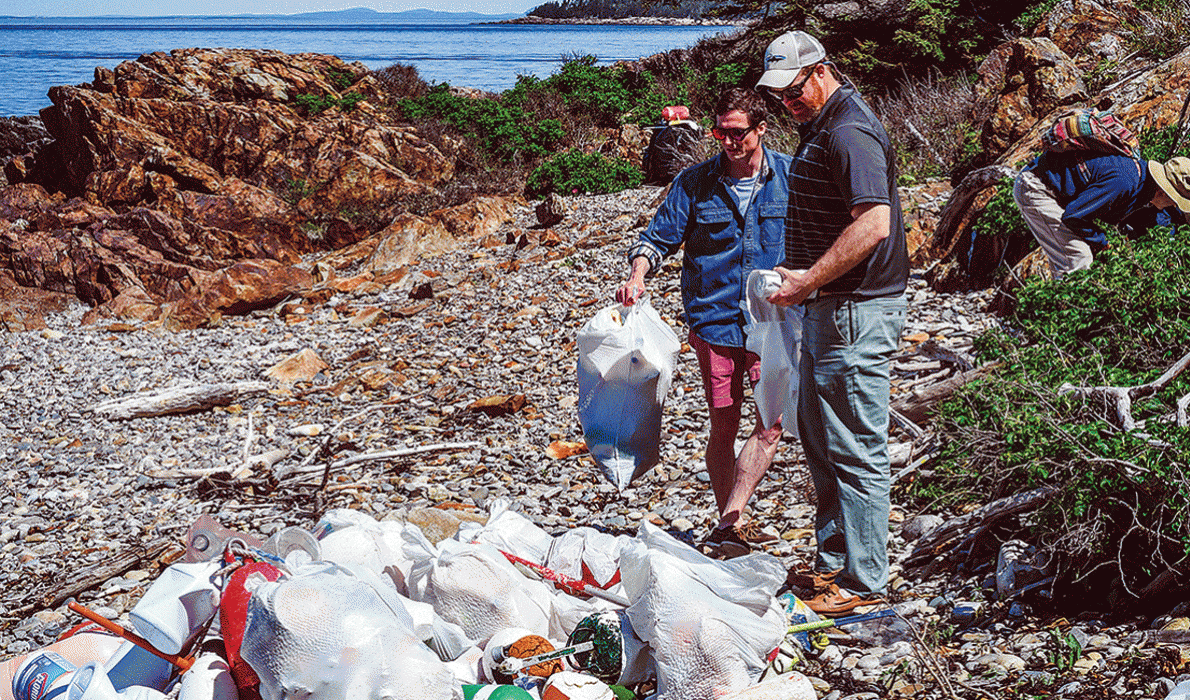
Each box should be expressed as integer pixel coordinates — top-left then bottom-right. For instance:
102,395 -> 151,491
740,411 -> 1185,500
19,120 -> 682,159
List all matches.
3,501 -> 816,700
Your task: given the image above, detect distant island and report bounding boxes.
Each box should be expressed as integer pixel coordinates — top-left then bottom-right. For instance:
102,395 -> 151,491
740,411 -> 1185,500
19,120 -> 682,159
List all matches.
0,7 -> 525,25
500,15 -> 738,25
517,0 -> 727,22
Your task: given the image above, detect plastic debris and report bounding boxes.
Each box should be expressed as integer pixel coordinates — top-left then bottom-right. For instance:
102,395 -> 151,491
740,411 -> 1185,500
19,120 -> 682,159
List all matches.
541,671 -> 614,700
26,506 -> 850,700
462,686 -> 534,700
481,628 -> 561,684
576,299 -> 680,490
127,561 -> 221,657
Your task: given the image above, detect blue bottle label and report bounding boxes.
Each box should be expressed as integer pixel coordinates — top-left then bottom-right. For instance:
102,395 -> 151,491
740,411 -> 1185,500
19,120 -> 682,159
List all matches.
14,652 -> 75,700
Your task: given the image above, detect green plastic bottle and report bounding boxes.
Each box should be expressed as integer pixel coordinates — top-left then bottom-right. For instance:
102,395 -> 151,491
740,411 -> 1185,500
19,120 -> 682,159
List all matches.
462,684 -> 535,700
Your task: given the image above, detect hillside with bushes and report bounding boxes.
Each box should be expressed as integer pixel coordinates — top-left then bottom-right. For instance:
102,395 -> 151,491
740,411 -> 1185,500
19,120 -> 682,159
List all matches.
527,0 -> 716,20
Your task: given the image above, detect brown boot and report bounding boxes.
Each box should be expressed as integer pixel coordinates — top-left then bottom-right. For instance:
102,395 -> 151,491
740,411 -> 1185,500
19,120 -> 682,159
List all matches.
785,567 -> 840,595
805,583 -> 883,618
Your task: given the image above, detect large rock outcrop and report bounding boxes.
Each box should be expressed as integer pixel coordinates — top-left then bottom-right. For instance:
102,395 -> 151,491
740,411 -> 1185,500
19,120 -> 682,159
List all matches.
0,48 -> 515,329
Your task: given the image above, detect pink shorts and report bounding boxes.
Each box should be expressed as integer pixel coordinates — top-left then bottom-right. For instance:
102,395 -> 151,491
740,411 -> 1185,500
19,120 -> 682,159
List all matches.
689,330 -> 761,409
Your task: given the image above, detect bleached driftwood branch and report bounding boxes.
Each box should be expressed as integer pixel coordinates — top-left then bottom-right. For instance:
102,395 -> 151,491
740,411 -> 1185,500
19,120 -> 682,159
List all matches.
1058,350 -> 1190,430
891,362 -> 1001,424
905,486 -> 1059,573
277,442 -> 483,481
90,381 -> 271,419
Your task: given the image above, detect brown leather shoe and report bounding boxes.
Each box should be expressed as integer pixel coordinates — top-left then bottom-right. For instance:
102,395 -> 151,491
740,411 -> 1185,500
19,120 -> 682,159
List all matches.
805,584 -> 883,618
732,520 -> 779,545
699,526 -> 750,560
785,567 -> 840,594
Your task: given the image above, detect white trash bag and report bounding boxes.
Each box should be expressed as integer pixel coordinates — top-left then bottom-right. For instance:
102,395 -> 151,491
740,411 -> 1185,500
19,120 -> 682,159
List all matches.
619,523 -> 787,700
240,563 -> 461,700
576,298 -> 680,490
744,270 -> 804,435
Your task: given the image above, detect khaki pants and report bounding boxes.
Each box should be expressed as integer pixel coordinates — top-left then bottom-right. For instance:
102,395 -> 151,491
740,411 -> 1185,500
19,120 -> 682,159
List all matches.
1013,168 -> 1093,279
798,294 -> 906,596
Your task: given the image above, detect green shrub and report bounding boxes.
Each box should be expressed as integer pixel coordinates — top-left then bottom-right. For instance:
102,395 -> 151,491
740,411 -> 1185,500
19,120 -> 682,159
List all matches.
294,91 -> 366,115
822,0 -> 1018,88
1014,0 -> 1060,32
1140,123 -> 1190,161
338,92 -> 366,112
508,55 -> 670,127
969,177 -> 1030,239
526,149 -> 643,197
326,66 -> 356,91
398,85 -> 564,160
294,93 -> 338,115
909,225 -> 1190,595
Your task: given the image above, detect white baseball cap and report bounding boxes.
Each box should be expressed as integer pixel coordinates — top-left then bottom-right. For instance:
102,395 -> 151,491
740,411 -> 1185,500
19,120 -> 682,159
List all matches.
756,31 -> 826,90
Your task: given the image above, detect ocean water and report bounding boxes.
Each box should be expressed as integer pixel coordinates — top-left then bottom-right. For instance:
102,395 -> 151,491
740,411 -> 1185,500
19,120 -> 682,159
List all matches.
0,18 -> 733,117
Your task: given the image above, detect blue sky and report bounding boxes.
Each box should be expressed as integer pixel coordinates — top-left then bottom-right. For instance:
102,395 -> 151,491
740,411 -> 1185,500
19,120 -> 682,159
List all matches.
2,1 -> 535,16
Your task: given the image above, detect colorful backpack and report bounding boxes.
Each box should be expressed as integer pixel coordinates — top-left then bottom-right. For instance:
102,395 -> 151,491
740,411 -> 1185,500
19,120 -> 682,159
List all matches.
1042,107 -> 1142,159
1041,107 -> 1143,178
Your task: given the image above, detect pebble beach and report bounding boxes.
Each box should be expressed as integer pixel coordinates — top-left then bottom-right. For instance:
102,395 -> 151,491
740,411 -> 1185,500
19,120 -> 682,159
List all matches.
2,186 -> 1187,699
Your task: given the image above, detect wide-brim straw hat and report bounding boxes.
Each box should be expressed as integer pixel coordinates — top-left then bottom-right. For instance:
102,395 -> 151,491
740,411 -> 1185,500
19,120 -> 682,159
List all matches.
1149,157 -> 1190,213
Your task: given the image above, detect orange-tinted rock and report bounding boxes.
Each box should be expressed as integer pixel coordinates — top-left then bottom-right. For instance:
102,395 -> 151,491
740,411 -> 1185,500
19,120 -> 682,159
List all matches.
546,441 -> 588,459
1035,1 -> 1147,66
978,38 -> 1086,159
194,260 -> 314,318
1,48 -> 459,326
468,394 -> 527,416
266,349 -> 329,384
367,196 -> 520,274
0,271 -> 72,331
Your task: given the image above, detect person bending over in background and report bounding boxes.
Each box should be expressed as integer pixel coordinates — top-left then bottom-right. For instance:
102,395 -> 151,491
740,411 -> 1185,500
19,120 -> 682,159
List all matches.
617,87 -> 791,558
1014,153 -> 1190,278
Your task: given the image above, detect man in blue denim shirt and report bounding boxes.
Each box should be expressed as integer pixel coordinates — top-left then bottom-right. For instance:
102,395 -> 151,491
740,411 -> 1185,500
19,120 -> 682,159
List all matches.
616,88 -> 791,557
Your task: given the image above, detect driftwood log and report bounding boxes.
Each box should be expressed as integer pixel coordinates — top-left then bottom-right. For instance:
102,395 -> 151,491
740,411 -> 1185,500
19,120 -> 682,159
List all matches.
90,381 -> 271,419
905,485 -> 1059,576
892,361 -> 1002,425
37,539 -> 181,611
923,164 -> 1018,265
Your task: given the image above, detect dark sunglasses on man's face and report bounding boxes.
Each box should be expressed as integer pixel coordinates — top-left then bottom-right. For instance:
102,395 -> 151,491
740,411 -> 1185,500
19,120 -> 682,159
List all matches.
767,63 -> 820,102
711,124 -> 756,141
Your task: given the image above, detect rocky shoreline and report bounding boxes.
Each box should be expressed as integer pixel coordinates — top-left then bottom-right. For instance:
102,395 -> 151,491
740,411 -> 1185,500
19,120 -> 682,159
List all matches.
492,15 -> 743,26
2,186 -> 1187,699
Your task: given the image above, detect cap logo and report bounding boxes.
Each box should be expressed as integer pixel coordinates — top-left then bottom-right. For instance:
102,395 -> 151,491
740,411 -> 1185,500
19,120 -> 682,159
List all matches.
767,54 -> 787,63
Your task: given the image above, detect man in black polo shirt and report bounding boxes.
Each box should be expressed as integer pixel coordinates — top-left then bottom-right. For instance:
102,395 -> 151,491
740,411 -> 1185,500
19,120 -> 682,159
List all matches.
759,30 -> 908,616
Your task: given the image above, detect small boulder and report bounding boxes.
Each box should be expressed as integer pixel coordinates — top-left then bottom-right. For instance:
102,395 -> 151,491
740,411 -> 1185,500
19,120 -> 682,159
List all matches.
900,514 -> 944,542
536,192 -> 568,227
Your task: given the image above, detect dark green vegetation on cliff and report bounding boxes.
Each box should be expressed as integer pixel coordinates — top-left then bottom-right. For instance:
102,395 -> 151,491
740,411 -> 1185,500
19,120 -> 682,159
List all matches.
528,0 -> 716,20
908,224 -> 1190,615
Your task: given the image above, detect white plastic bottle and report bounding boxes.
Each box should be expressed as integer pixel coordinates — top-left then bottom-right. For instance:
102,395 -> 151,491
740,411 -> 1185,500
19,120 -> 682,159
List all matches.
12,651 -> 76,700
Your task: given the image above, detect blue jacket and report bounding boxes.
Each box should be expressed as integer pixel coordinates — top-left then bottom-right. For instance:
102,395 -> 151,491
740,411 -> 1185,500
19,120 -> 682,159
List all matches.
1030,151 -> 1156,241
627,147 -> 790,348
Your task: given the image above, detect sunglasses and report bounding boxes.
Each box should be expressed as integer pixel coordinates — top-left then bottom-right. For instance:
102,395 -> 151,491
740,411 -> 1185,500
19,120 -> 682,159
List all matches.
767,63 -> 821,102
711,124 -> 757,142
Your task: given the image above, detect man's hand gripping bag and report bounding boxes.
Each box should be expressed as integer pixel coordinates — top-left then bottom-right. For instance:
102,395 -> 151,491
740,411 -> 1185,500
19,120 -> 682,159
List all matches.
577,298 -> 680,491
